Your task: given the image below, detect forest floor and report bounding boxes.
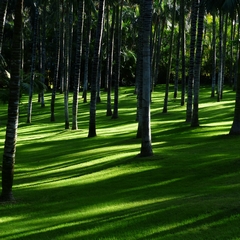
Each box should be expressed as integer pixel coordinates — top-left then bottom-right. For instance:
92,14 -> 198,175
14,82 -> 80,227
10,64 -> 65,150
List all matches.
0,85 -> 240,240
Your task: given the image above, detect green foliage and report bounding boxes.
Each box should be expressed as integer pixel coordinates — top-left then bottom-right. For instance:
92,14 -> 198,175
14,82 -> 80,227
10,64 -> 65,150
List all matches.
0,86 -> 240,239
0,69 -> 47,103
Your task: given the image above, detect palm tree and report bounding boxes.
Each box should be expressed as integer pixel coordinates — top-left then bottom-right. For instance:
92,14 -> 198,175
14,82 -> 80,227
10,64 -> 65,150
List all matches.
63,1 -> 72,130
106,2 -> 115,116
230,49 -> 240,134
112,0 -> 123,119
0,0 -> 8,54
186,0 -> 198,123
72,0 -> 85,130
39,0 -> 47,108
205,0 -> 240,133
211,11 -> 216,98
88,0 -> 105,137
50,0 -> 60,122
136,0 -> 144,138
82,3 -> 92,103
27,0 -> 39,124
140,0 -> 153,157
1,0 -> 23,202
162,0 -> 176,113
191,0 -> 205,127
180,0 -> 187,107
217,10 -> 224,102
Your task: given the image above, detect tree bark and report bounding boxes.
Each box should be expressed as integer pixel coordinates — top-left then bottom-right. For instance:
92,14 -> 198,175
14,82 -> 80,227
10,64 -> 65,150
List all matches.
1,0 -> 23,202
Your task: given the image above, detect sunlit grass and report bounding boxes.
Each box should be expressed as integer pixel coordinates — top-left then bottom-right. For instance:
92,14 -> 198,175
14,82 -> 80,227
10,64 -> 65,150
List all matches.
0,85 -> 240,239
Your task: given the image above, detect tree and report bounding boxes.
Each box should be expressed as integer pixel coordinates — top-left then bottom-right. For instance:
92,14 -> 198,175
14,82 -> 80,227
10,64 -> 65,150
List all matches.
140,0 -> 153,157
211,11 -> 216,98
1,0 -> 23,202
106,2 -> 115,116
136,0 -> 144,138
50,0 -> 61,122
180,0 -> 187,107
88,0 -> 105,137
230,49 -> 240,134
191,0 -> 205,127
72,0 -> 85,130
205,0 -> 240,134
112,0 -> 123,119
82,3 -> 92,103
27,0 -> 39,124
0,0 -> 8,54
186,0 -> 198,123
162,0 -> 176,113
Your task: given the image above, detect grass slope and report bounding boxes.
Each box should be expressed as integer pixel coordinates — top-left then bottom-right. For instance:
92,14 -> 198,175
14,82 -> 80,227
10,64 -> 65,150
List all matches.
0,85 -> 240,240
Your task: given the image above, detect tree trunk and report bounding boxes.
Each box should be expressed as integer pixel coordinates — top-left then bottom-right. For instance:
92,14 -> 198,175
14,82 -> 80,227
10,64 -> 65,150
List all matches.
40,0 -> 46,108
229,50 -> 240,134
50,0 -> 60,122
72,0 -> 85,130
106,3 -> 115,117
191,0 -> 204,127
112,1 -> 123,119
217,10 -> 224,102
1,0 -> 23,202
140,0 -> 153,157
0,0 -> 8,54
88,0 -> 105,137
162,0 -> 176,113
27,1 -> 39,124
186,0 -> 198,122
136,0 -> 144,138
82,6 -> 91,103
180,0 -> 186,107
211,11 -> 216,98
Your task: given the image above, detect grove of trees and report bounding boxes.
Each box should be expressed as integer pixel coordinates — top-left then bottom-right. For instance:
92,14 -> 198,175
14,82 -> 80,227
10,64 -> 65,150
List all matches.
0,0 -> 240,201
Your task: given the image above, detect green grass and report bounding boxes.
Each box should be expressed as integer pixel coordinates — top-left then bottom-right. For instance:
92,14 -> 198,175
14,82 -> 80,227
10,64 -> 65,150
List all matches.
0,85 -> 240,240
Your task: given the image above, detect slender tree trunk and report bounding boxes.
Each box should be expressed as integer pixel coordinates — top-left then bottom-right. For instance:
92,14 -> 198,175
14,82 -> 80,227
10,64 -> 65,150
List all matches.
40,1 -> 46,107
59,0 -> 64,94
162,0 -> 176,113
233,17 -> 240,91
27,1 -> 39,123
211,11 -> 216,98
136,0 -> 144,138
63,2 -> 71,130
186,0 -> 198,122
1,0 -> 23,202
72,0 -> 85,130
106,3 -> 115,116
229,13 -> 236,87
191,0 -> 204,127
221,12 -> 228,98
217,10 -> 224,102
174,30 -> 180,99
180,0 -> 186,107
230,50 -> 240,134
88,0 -> 105,137
0,0 -> 8,54
50,0 -> 60,122
82,7 -> 91,103
112,0 -> 123,119
140,0 -> 153,157
96,48 -> 103,103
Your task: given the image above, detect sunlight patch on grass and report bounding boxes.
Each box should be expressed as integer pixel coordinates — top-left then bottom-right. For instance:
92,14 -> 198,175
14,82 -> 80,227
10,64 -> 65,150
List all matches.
202,121 -> 232,127
15,158 -> 155,189
0,194 -> 181,239
97,123 -> 138,136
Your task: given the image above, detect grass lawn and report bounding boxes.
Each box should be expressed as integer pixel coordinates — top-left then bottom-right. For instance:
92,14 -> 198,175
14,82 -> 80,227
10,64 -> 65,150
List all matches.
0,85 -> 240,240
